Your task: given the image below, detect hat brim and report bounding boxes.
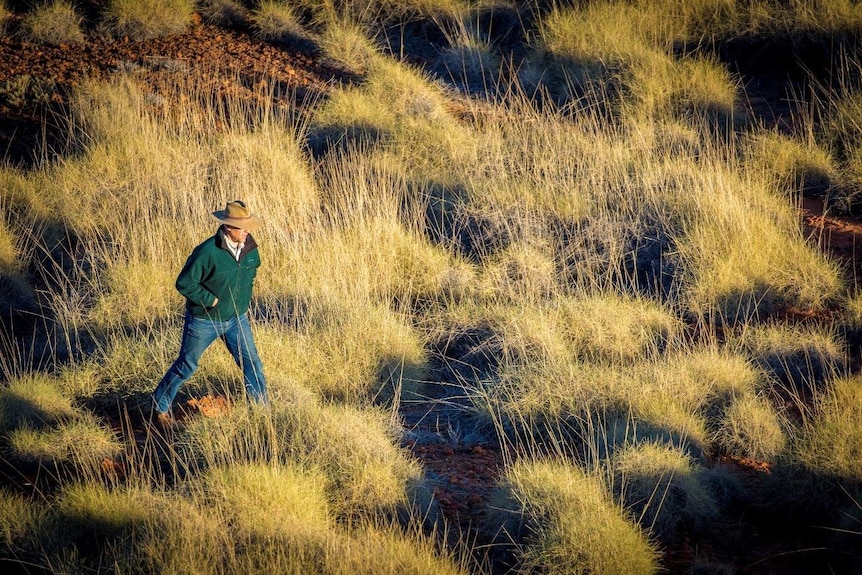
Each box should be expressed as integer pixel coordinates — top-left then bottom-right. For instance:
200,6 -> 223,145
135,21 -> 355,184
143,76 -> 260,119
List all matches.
211,211 -> 264,231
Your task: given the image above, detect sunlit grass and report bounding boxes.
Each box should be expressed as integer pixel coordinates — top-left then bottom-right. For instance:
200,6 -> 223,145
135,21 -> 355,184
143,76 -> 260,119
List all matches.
251,0 -> 310,43
795,374 -> 862,482
0,375 -> 79,432
23,0 -> 84,46
6,416 -> 121,472
612,442 -> 720,539
492,458 -> 659,574
0,488 -> 42,550
182,398 -> 421,518
199,462 -> 332,541
713,392 -> 787,461
101,0 -> 194,40
3,4 -> 862,572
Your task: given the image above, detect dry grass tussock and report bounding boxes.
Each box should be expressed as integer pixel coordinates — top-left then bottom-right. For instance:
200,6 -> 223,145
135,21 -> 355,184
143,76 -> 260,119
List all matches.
491,458 -> 659,574
22,0 -> 84,46
101,0 -> 195,41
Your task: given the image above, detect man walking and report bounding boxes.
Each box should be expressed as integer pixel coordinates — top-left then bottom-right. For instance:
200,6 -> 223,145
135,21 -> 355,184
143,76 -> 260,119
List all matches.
152,200 -> 268,428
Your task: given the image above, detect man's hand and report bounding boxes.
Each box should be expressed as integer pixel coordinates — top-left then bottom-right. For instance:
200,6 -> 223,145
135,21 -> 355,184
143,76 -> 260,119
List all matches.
211,297 -> 219,307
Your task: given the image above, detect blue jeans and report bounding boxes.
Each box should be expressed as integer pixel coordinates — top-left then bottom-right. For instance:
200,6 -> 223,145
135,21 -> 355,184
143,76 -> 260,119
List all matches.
152,311 -> 268,413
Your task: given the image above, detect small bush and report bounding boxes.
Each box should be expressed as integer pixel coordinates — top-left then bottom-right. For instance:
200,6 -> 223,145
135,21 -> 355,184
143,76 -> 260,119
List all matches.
184,399 -> 421,517
744,131 -> 838,197
336,524 -> 468,575
735,322 -> 844,391
434,35 -> 500,96
23,1 -> 85,45
318,19 -> 381,75
0,221 -> 18,272
51,483 -> 155,564
101,0 -> 194,41
0,2 -> 10,36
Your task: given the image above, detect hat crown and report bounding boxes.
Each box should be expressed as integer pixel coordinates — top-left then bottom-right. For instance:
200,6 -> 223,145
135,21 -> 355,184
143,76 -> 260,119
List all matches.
212,199 -> 263,231
224,200 -> 250,219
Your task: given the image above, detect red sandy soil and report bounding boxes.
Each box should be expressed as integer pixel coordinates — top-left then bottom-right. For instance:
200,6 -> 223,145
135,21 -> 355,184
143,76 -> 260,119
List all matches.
803,195 -> 862,284
3,11 -> 861,575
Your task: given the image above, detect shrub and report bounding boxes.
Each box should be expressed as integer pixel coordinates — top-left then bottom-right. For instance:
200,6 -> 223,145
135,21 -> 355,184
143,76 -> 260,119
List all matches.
183,399 -> 421,517
0,2 -> 10,35
335,523 -> 468,575
553,294 -> 679,362
734,322 -> 844,392
0,220 -> 18,272
23,1 -> 85,45
433,35 -> 500,96
743,131 -> 838,197
101,0 -> 194,41
318,19 -> 381,75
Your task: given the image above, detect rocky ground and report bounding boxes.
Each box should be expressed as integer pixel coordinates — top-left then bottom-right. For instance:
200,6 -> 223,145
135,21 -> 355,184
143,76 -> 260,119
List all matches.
3,7 -> 862,575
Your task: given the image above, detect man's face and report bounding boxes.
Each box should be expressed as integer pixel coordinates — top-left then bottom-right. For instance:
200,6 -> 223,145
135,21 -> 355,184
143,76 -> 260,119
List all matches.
224,225 -> 249,243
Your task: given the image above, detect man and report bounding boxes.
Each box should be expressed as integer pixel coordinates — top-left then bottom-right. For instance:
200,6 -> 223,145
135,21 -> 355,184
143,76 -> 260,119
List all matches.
152,200 -> 268,429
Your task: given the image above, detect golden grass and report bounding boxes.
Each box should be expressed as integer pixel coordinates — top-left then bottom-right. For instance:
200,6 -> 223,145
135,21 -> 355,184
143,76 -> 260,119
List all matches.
0,2 -> 10,33
4,7 -> 862,571
23,0 -> 84,46
743,131 -> 838,196
199,463 -> 332,541
251,0 -> 309,42
6,415 -> 121,471
317,18 -> 382,75
612,442 -> 719,537
183,397 -> 421,517
0,488 -> 41,549
101,0 -> 195,40
0,375 -> 79,431
334,523 -> 468,575
713,392 -> 787,461
732,322 -> 844,390
795,375 -> 862,482
494,458 -> 659,574
54,483 -> 154,543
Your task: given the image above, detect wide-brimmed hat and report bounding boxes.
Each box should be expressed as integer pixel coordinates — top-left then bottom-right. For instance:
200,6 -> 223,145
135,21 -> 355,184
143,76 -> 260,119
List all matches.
211,200 -> 263,231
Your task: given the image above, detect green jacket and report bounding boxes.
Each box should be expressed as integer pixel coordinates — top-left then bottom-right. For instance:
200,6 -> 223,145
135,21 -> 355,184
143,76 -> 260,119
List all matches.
175,229 -> 261,320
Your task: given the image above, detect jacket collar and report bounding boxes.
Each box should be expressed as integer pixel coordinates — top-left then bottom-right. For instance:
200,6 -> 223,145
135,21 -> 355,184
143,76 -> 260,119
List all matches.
215,227 -> 258,261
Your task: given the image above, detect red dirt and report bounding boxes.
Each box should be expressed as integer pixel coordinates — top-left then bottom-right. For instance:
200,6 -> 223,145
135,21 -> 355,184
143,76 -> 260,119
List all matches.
802,196 -> 862,285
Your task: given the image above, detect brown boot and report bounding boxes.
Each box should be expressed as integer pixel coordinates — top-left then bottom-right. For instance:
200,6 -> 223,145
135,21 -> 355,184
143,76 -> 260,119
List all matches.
154,411 -> 177,431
